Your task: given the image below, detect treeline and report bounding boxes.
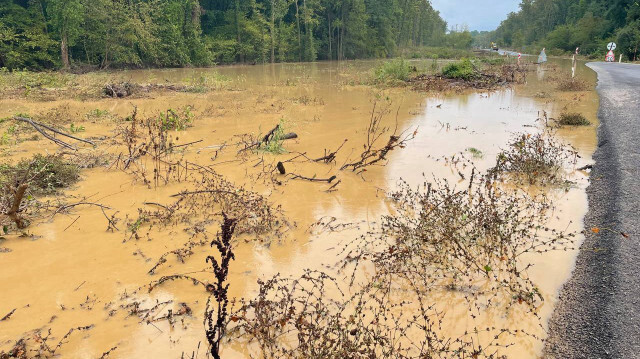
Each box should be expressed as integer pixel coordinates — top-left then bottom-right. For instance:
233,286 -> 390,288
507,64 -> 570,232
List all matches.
491,0 -> 640,60
0,0 -> 448,70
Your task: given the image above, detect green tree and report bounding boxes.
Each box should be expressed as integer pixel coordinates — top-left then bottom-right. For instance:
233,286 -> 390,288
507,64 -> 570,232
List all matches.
49,0 -> 83,69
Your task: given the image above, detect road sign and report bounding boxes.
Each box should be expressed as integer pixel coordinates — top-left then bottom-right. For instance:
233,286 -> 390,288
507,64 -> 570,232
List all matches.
606,50 -> 615,62
607,42 -> 617,51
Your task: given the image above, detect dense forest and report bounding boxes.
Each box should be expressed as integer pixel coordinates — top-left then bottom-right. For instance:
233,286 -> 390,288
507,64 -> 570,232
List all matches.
0,0 -> 449,70
491,0 -> 640,60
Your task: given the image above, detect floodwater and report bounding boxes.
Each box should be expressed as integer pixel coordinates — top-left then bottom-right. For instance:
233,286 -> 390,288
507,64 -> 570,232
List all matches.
0,58 -> 599,358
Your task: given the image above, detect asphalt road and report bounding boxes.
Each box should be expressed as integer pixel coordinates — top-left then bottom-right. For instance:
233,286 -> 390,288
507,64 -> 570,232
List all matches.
545,62 -> 640,358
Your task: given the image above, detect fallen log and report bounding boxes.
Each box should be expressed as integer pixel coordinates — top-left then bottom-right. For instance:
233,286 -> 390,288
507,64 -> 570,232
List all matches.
12,117 -> 95,150
261,124 -> 297,143
290,173 -> 337,183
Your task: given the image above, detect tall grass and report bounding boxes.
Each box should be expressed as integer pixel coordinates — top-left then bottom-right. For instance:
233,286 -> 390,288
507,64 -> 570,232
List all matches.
374,59 -> 412,83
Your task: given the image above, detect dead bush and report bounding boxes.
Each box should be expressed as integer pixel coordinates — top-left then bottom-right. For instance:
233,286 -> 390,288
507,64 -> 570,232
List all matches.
556,77 -> 588,91
226,174 -> 573,358
490,132 -> 578,186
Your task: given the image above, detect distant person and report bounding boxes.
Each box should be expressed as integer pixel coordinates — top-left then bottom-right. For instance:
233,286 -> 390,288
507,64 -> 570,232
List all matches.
538,48 -> 547,64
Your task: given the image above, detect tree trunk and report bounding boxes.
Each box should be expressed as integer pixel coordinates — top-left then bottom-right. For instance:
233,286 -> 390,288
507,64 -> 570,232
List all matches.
270,0 -> 275,63
303,0 -> 313,61
38,0 -> 48,35
235,0 -> 243,63
327,11 -> 332,60
295,0 -> 302,62
340,5 -> 345,60
61,33 -> 70,69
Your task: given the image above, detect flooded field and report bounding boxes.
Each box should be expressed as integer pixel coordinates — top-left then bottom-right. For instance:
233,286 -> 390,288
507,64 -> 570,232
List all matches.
0,58 -> 599,358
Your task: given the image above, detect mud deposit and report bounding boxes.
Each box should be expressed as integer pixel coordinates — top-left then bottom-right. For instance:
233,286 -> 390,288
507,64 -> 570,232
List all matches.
0,59 -> 598,358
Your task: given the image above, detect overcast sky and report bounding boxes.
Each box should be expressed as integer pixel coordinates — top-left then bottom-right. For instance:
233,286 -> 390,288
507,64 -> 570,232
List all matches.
430,0 -> 522,31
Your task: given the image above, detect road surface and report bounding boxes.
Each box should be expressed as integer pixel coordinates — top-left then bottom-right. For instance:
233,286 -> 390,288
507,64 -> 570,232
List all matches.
545,62 -> 640,358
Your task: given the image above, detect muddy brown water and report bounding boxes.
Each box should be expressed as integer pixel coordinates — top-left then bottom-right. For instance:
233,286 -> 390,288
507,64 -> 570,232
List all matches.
0,59 -> 598,358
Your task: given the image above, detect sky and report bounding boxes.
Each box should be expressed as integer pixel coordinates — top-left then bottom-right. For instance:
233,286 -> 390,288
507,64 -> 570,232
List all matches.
430,0 -> 522,32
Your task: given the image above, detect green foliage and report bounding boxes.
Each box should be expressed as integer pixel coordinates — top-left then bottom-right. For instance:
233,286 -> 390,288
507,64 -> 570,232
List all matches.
445,28 -> 473,49
0,3 -> 58,70
69,123 -> 85,133
0,154 -> 80,195
260,119 -> 288,154
492,0 -> 638,58
157,106 -> 194,131
86,108 -> 110,120
466,147 -> 484,158
400,46 -> 475,60
374,59 -> 412,83
1,0 -> 449,70
441,59 -> 477,80
617,20 -> 640,61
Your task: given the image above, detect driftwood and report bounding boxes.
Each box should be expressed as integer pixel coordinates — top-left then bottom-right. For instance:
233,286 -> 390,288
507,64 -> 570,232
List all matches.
314,139 -> 347,164
104,83 -> 191,98
0,308 -> 16,322
262,124 -> 298,143
239,123 -> 299,153
290,173 -> 337,183
104,83 -> 135,98
6,183 -> 28,229
12,117 -> 95,150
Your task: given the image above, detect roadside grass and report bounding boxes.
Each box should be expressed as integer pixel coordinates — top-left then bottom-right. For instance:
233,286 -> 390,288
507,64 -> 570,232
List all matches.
558,113 -> 590,126
373,59 -> 413,83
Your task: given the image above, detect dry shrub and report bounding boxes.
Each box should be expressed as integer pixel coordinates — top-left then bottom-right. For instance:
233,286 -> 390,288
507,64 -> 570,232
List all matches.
225,174 -> 575,358
0,325 -> 93,359
490,133 -> 578,186
558,113 -> 590,126
127,167 -> 290,245
114,107 -> 193,188
340,101 -> 416,173
556,77 -> 588,91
